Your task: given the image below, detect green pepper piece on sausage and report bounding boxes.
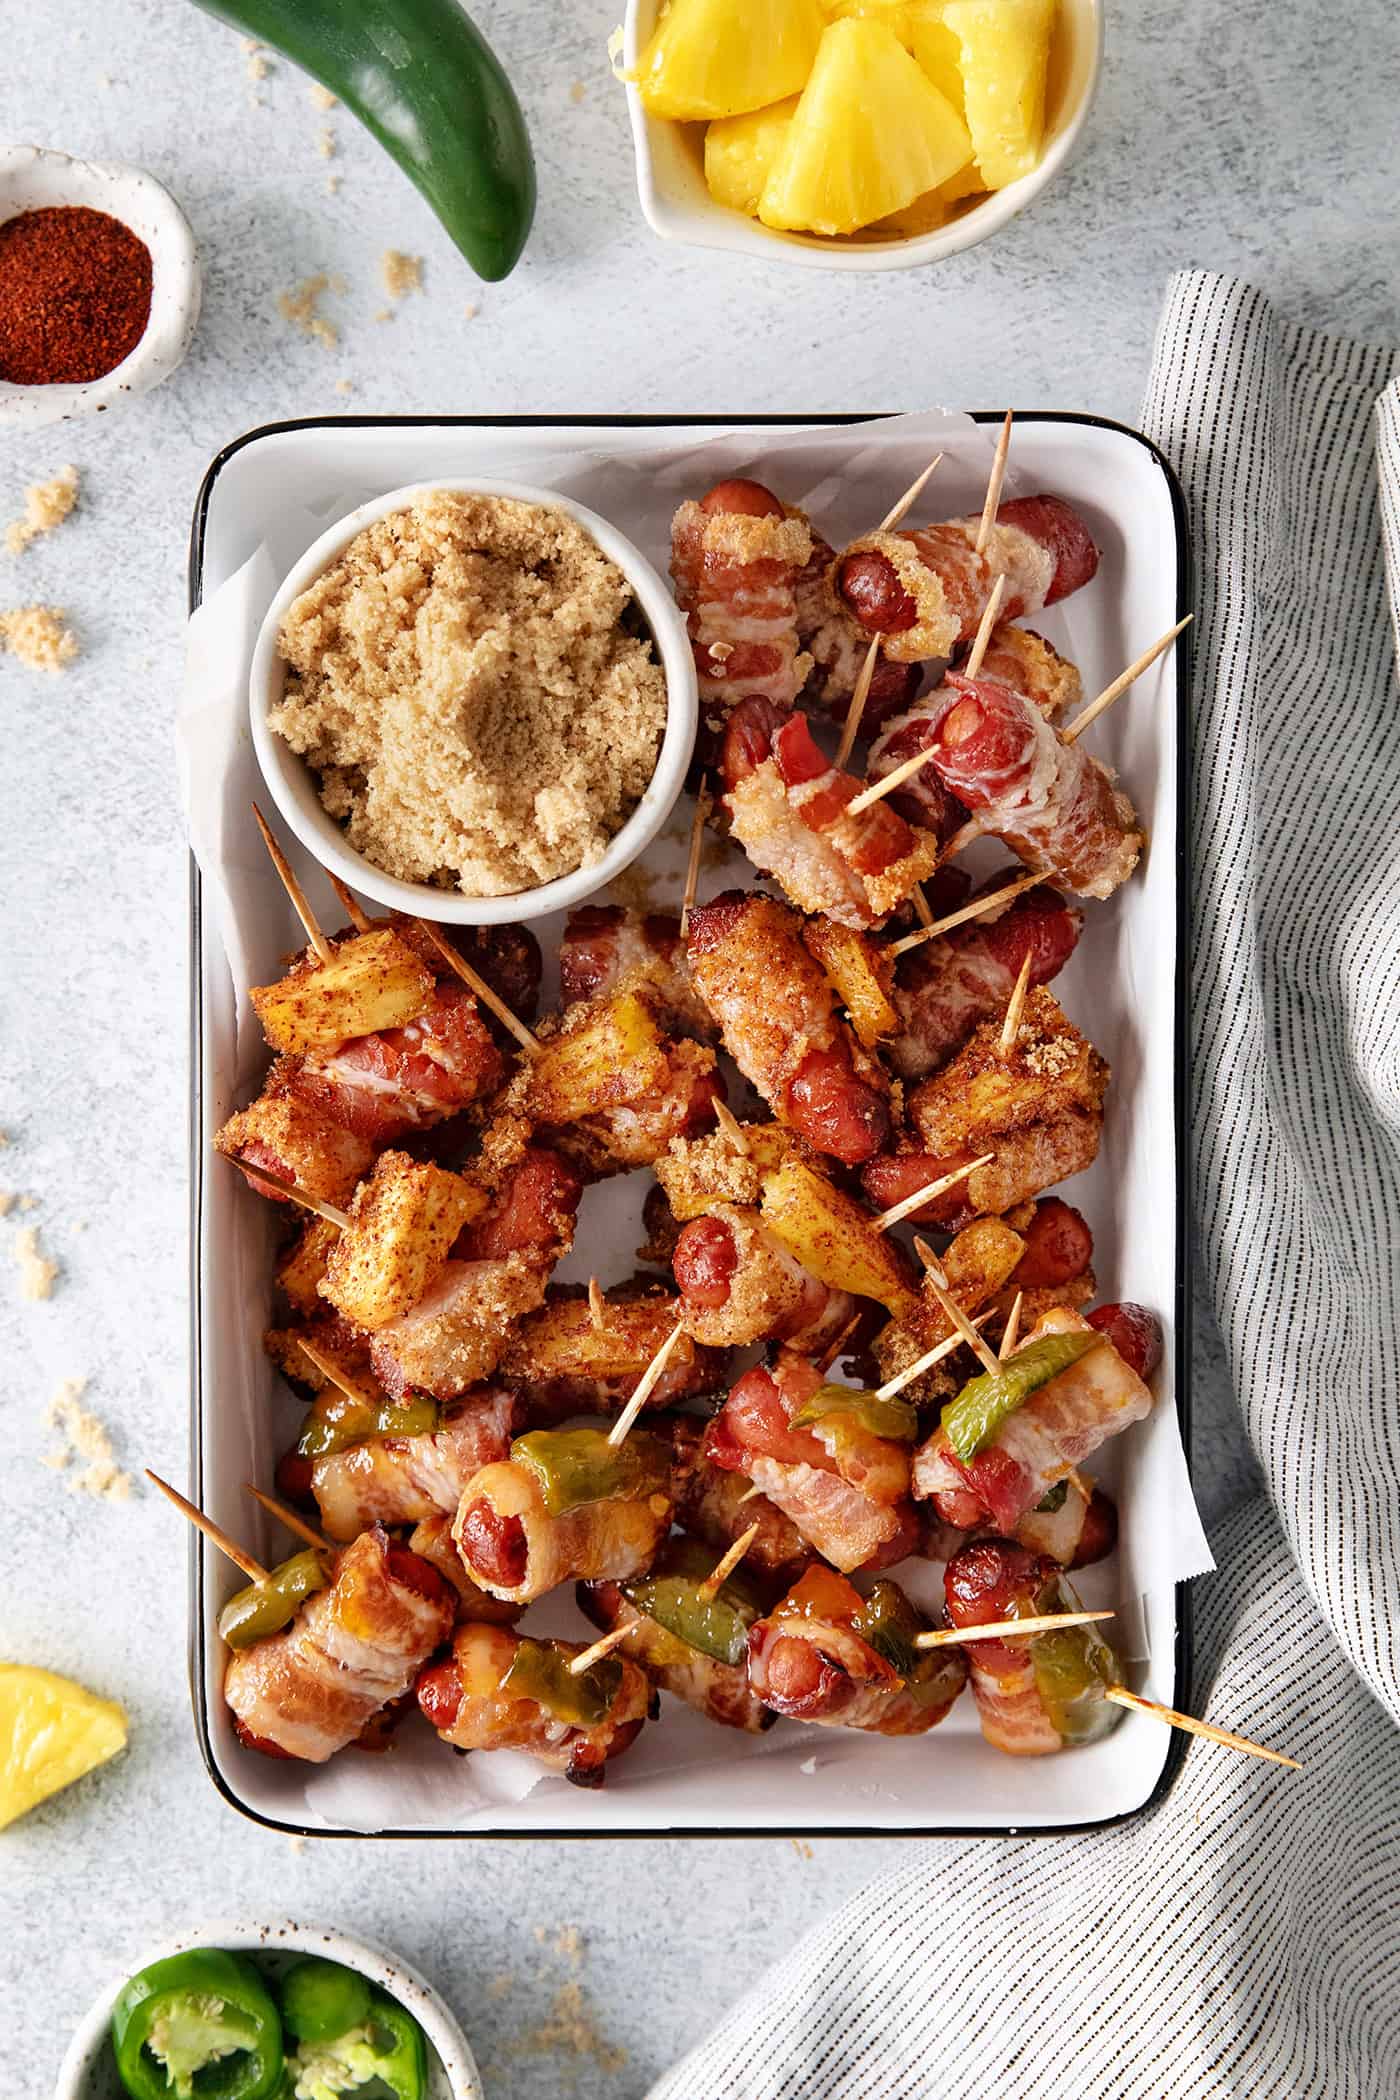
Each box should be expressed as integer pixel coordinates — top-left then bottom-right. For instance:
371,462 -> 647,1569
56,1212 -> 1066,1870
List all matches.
790,1383 -> 919,1444
187,0 -> 535,280
111,1948 -> 284,2100
940,1332 -> 1103,1464
217,1550 -> 330,1651
296,1390 -> 439,1460
500,1636 -> 624,1727
511,1426 -> 669,1517
621,1537 -> 765,1667
850,1580 -> 964,1709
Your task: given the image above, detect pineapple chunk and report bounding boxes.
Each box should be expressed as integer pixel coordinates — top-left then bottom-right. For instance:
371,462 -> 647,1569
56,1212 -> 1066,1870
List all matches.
321,1151 -> 485,1331
759,19 -> 973,236
275,1217 -> 342,1318
524,993 -> 671,1125
942,0 -> 1055,188
251,929 -> 435,1054
873,188 -> 950,237
0,1665 -> 127,1830
896,1 -> 966,112
637,0 -> 825,121
760,1158 -> 920,1320
705,98 -> 799,216
802,920 -> 897,1047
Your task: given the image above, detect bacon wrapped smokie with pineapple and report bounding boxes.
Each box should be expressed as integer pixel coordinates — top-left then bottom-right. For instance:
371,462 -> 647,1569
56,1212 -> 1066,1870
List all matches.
453,1426 -> 674,1605
498,1284 -> 725,1421
747,1566 -> 966,1734
686,891 -> 891,1166
944,1539 -> 1121,1756
559,906 -> 717,1042
223,1525 -> 456,1763
834,493 -> 1099,662
579,1537 -> 776,1735
416,1623 -> 655,1787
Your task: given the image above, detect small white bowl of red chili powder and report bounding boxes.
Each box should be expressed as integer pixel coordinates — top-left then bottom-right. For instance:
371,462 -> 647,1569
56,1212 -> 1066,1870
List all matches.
0,143 -> 200,428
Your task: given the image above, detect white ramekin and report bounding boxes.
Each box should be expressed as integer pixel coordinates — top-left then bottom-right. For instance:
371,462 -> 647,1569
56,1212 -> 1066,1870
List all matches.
0,144 -> 200,428
250,477 -> 698,926
52,1919 -> 483,2100
622,0 -> 1103,273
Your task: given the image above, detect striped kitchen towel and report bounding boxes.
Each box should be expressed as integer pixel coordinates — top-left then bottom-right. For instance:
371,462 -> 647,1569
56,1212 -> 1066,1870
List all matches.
650,274 -> 1400,2098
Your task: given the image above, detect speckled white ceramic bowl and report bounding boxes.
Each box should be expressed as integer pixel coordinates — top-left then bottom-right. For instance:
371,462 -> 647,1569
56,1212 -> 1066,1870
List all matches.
250,476 -> 699,926
52,1920 -> 483,2100
0,143 -> 200,428
623,0 -> 1103,272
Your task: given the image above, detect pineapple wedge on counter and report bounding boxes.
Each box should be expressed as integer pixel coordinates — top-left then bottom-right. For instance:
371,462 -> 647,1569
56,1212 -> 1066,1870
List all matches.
0,1664 -> 128,1830
759,18 -> 972,236
637,0 -> 826,120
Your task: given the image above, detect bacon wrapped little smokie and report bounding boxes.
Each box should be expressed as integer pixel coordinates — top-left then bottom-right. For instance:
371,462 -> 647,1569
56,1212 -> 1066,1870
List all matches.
578,1537 -> 776,1735
721,699 -> 944,927
913,1306 -> 1159,1536
499,1284 -> 726,1422
795,528 -> 922,735
883,875 -> 1084,1083
370,1145 -> 583,1401
559,905 -> 718,1042
673,1204 -> 856,1353
686,891 -> 891,1167
747,1566 -> 966,1734
944,1539 -> 1121,1756
405,1513 -> 525,1627
706,1352 -> 920,1575
668,1415 -> 815,1590
224,1525 -> 456,1763
834,493 -> 1100,663
298,1385 -> 526,1542
417,1622 -> 654,1787
453,1425 -> 674,1604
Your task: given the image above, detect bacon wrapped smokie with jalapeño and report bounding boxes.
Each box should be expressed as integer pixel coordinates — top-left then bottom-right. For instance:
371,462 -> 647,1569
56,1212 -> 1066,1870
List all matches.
748,1566 -> 966,1734
416,1623 -> 655,1787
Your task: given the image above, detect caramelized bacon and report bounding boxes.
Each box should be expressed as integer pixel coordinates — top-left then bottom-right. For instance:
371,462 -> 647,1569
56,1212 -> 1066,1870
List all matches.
309,1386 -> 526,1541
670,480 -> 813,754
416,1622 -> 652,1786
885,878 -> 1083,1081
559,905 -> 717,1040
747,1565 -> 965,1734
667,1416 -> 815,1589
673,1205 -> 855,1352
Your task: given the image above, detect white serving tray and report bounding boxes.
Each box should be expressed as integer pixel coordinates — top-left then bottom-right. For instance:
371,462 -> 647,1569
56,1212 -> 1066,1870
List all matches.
187,412 -> 1192,1838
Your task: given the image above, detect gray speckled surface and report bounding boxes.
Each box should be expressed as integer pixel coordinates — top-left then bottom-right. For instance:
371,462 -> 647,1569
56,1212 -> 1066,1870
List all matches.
0,0 -> 1377,2092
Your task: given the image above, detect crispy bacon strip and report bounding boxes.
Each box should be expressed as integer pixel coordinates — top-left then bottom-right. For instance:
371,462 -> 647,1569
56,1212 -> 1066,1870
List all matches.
722,703 -> 943,927
668,1415 -> 815,1589
453,1449 -> 673,1605
224,1526 -> 455,1763
943,1538 -> 1120,1756
309,1386 -> 526,1541
405,1513 -> 525,1626
913,1307 -> 1157,1532
672,1205 -> 855,1352
747,1566 -> 965,1734
578,1575 -> 775,1735
835,493 -> 1099,663
885,877 -> 1084,1081
795,528 -> 922,733
500,1285 -> 725,1420
416,1622 -> 653,1787
670,480 -> 813,751
559,905 -> 717,1040
686,891 -> 891,1166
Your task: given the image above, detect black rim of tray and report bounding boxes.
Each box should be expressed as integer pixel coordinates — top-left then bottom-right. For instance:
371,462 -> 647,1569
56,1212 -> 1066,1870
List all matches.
187,410 -> 1195,1841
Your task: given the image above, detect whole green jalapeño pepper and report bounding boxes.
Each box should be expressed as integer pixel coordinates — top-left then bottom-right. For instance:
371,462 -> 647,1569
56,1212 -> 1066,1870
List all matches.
218,1550 -> 330,1651
284,1988 -> 427,2100
621,1537 -> 764,1667
187,0 -> 535,281
512,1426 -> 669,1517
940,1332 -> 1103,1463
501,1636 -> 623,1727
111,1949 -> 284,2100
296,1389 -> 439,1460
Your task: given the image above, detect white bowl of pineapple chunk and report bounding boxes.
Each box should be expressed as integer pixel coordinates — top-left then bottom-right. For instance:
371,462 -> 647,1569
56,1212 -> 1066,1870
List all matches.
623,0 -> 1102,269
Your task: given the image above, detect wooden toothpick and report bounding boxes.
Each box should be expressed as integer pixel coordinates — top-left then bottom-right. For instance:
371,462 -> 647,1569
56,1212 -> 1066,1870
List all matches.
998,950 -> 1035,1055
846,740 -> 940,817
868,1154 -> 993,1234
245,1483 -> 332,1554
918,1267 -> 1003,1378
917,1609 -> 1115,1650
252,802 -> 333,966
678,777 -> 710,941
569,1623 -> 634,1675
911,887 -> 935,930
607,1325 -> 684,1447
698,1522 -> 759,1600
416,920 -> 540,1055
146,1470 -> 268,1585
712,1098 -> 750,1155
962,571 -> 1007,680
975,410 -> 1013,557
878,451 -> 944,533
588,1276 -> 608,1332
229,1157 -> 351,1230
815,1312 -> 863,1375
1061,616 -> 1193,746
296,1336 -> 376,1407
835,639 -> 882,770
999,1290 -> 1024,1361
874,1312 -> 994,1402
327,872 -> 374,934
1102,1685 -> 1300,1769
886,874 -> 1043,959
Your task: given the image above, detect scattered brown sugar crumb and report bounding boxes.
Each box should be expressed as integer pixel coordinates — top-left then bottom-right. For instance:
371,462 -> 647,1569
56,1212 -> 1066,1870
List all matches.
373,307 -> 392,324
463,302 -> 479,321
512,1984 -> 626,2078
15,1222 -> 58,1299
309,83 -> 338,110
0,605 -> 79,672
242,38 -> 271,81
317,127 -> 336,160
381,249 -> 422,300
790,1837 -> 815,1860
325,173 -> 341,197
6,466 -> 79,555
270,491 -> 666,897
0,1192 -> 13,1216
569,80 -> 587,104
42,1378 -> 133,1501
335,377 -> 353,396
486,1972 -> 513,2002
277,274 -> 339,350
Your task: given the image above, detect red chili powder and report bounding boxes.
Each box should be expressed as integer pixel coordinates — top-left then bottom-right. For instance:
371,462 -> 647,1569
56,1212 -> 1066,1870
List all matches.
0,205 -> 153,386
